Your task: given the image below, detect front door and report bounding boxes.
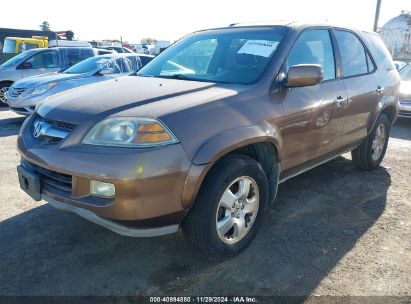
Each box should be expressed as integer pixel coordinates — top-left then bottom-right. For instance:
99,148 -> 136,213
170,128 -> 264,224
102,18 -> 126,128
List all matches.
276,29 -> 347,173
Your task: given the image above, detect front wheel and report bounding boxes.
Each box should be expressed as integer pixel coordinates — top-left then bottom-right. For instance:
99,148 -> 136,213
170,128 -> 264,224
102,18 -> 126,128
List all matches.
0,82 -> 11,105
351,113 -> 390,170
182,155 -> 269,258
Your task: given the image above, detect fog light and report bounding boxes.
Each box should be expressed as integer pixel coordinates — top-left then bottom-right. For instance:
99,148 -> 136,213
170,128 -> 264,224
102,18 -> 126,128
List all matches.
90,180 -> 115,198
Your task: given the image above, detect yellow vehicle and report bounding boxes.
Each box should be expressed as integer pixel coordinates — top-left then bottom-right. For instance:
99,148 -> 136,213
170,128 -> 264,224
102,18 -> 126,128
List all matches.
2,36 -> 48,54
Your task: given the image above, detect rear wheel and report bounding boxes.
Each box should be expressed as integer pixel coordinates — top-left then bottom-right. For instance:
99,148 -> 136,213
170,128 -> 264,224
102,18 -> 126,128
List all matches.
351,113 -> 390,170
182,155 -> 269,258
0,82 -> 12,106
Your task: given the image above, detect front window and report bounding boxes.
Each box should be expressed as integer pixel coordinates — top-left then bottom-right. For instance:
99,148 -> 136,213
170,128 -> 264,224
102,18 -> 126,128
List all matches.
24,51 -> 58,69
287,29 -> 336,81
138,27 -> 288,84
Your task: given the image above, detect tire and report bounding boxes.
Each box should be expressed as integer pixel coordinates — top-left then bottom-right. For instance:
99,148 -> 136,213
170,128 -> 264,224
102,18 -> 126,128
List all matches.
0,82 -> 12,106
351,113 -> 390,170
182,155 -> 269,258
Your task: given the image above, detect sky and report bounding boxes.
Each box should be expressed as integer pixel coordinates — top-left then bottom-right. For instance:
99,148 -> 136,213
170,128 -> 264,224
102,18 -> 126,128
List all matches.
2,0 -> 410,43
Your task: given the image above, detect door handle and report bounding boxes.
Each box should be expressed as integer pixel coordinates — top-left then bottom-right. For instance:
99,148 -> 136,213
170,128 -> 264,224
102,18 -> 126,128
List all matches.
334,96 -> 347,108
376,86 -> 384,95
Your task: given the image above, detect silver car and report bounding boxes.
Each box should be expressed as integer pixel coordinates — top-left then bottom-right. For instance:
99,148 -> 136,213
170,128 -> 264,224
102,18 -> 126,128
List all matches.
0,47 -> 95,104
7,53 -> 153,115
399,64 -> 411,118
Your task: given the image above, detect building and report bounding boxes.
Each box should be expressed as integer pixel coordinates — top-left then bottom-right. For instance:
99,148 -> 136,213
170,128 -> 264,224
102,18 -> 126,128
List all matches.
378,11 -> 411,61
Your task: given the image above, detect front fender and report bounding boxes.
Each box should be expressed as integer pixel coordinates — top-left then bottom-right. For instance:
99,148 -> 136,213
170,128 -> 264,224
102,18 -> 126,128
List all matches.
192,123 -> 283,165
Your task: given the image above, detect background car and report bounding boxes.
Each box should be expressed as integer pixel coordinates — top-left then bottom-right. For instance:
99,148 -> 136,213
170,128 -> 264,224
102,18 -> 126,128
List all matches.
394,60 -> 408,71
7,53 -> 153,115
0,47 -> 95,105
99,46 -> 134,53
398,64 -> 411,118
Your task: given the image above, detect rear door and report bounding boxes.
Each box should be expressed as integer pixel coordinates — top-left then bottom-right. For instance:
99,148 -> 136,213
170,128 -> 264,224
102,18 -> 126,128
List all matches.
333,29 -> 379,145
279,29 -> 347,171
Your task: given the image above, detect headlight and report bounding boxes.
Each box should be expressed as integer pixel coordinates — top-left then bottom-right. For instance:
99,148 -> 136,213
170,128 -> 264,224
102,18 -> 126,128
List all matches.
83,117 -> 178,147
22,82 -> 57,97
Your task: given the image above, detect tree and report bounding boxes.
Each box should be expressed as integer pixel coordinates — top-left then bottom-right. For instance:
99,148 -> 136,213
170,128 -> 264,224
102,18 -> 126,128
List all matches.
141,37 -> 158,45
40,21 -> 51,31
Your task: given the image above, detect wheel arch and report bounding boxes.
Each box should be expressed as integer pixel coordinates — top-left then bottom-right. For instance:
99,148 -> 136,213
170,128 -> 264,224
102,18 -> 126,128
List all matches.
368,98 -> 399,134
182,124 -> 283,209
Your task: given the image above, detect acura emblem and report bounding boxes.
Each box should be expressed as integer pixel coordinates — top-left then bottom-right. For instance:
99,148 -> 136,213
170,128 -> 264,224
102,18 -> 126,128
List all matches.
33,121 -> 44,138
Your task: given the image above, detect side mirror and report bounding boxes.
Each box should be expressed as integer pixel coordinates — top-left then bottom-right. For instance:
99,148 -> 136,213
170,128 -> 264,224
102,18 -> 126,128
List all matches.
99,67 -> 116,75
18,62 -> 33,70
287,64 -> 323,87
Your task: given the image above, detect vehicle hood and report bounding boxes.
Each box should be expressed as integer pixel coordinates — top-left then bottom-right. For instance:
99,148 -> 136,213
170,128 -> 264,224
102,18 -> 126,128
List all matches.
14,72 -> 92,88
37,76 -> 243,124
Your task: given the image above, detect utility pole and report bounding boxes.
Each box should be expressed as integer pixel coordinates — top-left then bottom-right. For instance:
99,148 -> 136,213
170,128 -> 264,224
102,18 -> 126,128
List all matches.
373,0 -> 382,32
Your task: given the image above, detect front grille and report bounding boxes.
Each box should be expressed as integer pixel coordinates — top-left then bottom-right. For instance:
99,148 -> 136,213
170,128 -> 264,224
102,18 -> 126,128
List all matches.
53,120 -> 77,131
31,115 -> 78,145
26,161 -> 72,193
9,87 -> 27,97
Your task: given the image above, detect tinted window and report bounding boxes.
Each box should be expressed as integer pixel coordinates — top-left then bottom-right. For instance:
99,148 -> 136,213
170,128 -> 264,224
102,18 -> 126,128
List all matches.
61,48 -> 94,67
287,29 -> 336,81
335,30 -> 368,77
362,32 -> 396,71
139,56 -> 153,67
139,27 -> 287,84
24,51 -> 58,68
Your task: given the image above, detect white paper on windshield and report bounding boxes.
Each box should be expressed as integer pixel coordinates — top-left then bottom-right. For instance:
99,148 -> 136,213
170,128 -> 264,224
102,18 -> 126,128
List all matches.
237,40 -> 279,57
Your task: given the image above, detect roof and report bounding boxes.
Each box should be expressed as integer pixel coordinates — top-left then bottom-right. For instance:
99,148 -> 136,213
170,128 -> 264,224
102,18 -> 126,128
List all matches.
194,21 -> 367,35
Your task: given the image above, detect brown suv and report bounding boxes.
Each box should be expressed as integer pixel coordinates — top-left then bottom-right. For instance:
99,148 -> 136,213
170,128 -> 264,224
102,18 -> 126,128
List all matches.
17,23 -> 400,257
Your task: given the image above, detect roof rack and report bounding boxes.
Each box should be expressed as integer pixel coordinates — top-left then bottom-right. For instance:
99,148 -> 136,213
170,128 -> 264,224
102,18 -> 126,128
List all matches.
229,20 -> 297,27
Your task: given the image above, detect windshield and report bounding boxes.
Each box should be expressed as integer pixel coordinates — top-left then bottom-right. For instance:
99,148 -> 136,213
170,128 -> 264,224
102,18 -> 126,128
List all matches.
138,27 -> 287,84
64,57 -> 112,74
0,51 -> 31,68
399,65 -> 411,81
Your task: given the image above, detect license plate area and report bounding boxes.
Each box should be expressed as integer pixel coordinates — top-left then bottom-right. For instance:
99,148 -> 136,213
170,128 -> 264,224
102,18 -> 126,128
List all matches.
17,165 -> 41,201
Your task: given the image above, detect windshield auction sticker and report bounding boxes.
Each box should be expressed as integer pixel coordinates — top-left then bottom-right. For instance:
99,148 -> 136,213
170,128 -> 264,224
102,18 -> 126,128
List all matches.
237,40 -> 279,57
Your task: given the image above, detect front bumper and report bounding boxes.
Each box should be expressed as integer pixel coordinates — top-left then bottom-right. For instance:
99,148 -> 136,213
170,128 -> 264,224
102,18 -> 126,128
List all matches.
7,95 -> 45,115
399,98 -> 411,118
44,195 -> 179,237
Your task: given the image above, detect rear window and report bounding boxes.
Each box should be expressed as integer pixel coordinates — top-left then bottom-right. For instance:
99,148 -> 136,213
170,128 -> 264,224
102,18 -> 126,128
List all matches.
60,48 -> 95,68
362,32 -> 395,71
334,30 -> 369,77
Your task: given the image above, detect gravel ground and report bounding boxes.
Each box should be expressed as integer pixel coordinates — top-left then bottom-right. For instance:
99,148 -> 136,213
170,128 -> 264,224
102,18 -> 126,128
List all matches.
0,108 -> 410,298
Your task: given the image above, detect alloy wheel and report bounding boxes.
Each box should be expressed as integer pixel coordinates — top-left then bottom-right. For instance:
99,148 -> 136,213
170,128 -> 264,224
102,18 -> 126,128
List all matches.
215,176 -> 260,244
0,86 -> 9,104
371,123 -> 387,161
